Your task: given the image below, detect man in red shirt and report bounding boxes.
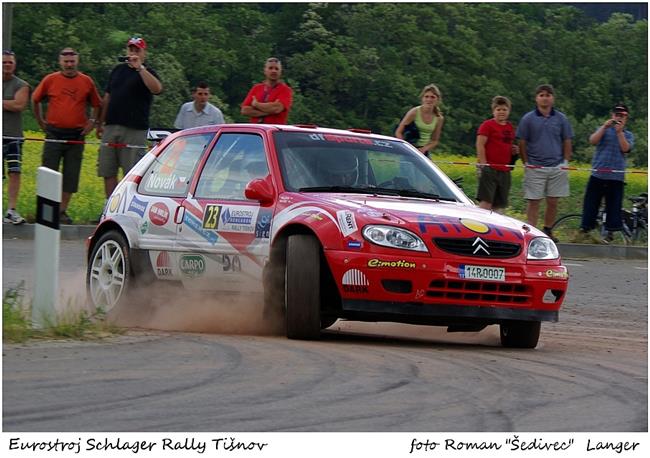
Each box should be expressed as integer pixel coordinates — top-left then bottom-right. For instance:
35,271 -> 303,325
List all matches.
475,96 -> 517,212
32,47 -> 102,224
241,57 -> 293,124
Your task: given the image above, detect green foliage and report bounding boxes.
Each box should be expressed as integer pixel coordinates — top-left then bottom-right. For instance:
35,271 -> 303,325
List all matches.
2,282 -> 123,343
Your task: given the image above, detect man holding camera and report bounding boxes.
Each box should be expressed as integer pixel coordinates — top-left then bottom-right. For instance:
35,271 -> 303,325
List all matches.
32,48 -> 102,224
578,103 -> 634,243
96,36 -> 162,200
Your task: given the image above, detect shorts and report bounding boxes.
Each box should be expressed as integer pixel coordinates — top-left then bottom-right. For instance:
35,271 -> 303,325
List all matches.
3,139 -> 23,176
476,167 -> 511,208
524,166 -> 569,200
97,124 -> 147,177
42,126 -> 84,193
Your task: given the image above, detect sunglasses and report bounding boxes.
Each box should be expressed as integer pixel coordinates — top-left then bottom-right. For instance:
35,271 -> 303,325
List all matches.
60,51 -> 78,56
3,50 -> 15,56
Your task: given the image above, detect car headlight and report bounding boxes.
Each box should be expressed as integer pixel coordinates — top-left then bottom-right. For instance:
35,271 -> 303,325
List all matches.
362,225 -> 428,252
527,237 -> 560,260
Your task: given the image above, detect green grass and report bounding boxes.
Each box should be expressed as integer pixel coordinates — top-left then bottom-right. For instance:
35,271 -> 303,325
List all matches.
2,282 -> 124,343
3,131 -> 648,224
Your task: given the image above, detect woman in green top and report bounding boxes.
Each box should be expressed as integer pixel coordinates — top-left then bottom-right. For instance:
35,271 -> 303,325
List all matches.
395,84 -> 445,157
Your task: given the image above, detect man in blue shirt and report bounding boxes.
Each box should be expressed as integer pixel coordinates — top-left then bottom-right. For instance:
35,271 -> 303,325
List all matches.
174,82 -> 225,129
517,84 -> 574,242
579,103 -> 634,243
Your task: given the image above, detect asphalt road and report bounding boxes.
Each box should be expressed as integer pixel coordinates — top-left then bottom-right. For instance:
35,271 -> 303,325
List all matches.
2,239 -> 648,431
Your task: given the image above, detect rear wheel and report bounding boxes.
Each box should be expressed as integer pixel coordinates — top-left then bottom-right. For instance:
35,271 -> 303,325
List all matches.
285,234 -> 321,340
500,320 -> 541,348
87,230 -> 134,315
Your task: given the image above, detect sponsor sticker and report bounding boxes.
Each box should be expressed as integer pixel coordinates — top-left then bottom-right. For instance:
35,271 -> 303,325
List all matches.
342,269 -> 369,293
216,254 -> 242,272
336,210 -> 358,236
155,251 -> 173,277
255,210 -> 272,239
179,254 -> 206,278
140,221 -> 149,235
184,212 -> 219,245
149,202 -> 170,226
108,193 -> 121,213
545,269 -> 568,279
347,240 -> 362,250
128,196 -> 148,217
218,206 -> 258,233
367,259 -> 416,269
202,204 -> 221,230
459,218 -> 489,234
146,172 -> 185,191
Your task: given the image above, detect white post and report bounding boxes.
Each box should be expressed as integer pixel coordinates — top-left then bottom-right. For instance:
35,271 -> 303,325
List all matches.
33,166 -> 62,328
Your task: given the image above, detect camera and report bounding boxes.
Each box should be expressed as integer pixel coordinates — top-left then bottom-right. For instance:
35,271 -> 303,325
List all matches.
117,56 -> 130,63
612,120 -> 621,125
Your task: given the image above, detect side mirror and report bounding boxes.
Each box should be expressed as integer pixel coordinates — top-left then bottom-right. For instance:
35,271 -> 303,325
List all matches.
245,176 -> 274,205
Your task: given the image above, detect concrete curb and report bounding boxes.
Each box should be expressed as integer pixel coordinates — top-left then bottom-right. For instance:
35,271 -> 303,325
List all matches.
2,223 -> 648,260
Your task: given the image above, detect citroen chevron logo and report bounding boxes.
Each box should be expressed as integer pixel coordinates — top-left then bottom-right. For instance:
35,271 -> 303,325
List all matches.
472,237 -> 490,255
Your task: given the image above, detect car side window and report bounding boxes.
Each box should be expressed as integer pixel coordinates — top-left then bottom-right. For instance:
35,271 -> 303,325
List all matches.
195,133 -> 269,200
139,133 -> 215,197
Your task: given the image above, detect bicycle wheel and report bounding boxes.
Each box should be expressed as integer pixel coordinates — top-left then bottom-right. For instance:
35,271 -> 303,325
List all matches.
551,214 -> 582,243
632,221 -> 648,245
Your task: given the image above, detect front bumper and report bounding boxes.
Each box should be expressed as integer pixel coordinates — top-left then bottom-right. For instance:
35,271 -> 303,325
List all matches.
325,249 -> 568,323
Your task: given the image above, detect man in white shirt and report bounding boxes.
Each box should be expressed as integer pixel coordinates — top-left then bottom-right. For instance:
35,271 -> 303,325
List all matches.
174,82 -> 224,129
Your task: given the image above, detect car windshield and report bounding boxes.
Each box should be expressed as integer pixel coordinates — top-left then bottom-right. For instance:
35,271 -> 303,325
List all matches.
273,131 -> 465,202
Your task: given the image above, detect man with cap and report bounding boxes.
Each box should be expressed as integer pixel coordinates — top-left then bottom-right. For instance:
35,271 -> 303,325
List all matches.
32,47 -> 102,224
516,84 -> 574,241
96,36 -> 163,200
578,103 -> 634,243
241,57 -> 293,124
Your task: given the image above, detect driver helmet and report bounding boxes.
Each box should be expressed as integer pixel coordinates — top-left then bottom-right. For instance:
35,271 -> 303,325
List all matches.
320,152 -> 359,186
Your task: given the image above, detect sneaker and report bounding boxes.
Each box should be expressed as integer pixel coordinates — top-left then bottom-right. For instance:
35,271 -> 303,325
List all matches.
3,209 -> 26,225
543,226 -> 559,243
571,229 -> 599,244
59,211 -> 73,225
601,232 -> 615,245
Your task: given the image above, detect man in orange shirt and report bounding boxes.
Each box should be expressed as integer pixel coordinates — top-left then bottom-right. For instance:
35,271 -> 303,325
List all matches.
32,47 -> 102,224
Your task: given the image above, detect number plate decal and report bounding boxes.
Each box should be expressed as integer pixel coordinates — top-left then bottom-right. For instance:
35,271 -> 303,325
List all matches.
459,265 -> 506,282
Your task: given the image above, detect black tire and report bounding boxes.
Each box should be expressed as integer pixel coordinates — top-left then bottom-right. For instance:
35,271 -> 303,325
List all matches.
86,230 -> 134,315
500,320 -> 541,349
285,234 -> 321,340
551,214 -> 582,243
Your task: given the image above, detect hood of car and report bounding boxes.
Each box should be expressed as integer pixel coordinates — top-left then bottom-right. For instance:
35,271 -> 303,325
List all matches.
294,192 -> 539,243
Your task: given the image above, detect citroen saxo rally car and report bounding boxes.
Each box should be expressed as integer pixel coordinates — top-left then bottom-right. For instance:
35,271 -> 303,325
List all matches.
86,124 -> 568,348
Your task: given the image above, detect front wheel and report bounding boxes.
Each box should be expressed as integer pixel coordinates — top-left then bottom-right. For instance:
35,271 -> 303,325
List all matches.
87,230 -> 133,314
285,234 -> 321,340
500,320 -> 541,348
551,214 -> 582,243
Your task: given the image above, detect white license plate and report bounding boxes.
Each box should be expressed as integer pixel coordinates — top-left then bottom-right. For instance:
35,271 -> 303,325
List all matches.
459,265 -> 506,282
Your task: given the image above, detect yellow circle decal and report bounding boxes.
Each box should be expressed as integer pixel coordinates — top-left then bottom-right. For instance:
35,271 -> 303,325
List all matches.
460,218 -> 489,234
109,194 -> 120,212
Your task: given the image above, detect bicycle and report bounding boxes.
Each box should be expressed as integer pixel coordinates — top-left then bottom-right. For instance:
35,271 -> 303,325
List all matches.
551,193 -> 647,245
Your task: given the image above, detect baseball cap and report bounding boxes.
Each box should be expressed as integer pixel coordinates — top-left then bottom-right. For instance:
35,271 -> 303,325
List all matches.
612,103 -> 629,115
535,84 -> 554,95
127,37 -> 147,49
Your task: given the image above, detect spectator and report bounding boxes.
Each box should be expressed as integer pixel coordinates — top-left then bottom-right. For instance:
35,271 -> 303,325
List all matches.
395,84 -> 444,157
241,57 -> 293,124
516,84 -> 573,241
174,81 -> 224,129
2,50 -> 29,225
96,36 -> 162,200
32,48 -> 102,224
475,96 -> 517,212
578,103 -> 634,243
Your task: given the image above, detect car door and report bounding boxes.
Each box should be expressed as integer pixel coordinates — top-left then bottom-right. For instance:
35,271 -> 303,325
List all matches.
176,131 -> 275,292
136,132 -> 216,279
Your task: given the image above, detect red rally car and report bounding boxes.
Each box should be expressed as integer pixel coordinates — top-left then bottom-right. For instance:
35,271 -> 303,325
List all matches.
86,124 -> 568,348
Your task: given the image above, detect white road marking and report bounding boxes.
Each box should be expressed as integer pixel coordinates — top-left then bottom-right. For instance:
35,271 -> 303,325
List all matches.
633,267 -> 648,270
564,263 -> 583,267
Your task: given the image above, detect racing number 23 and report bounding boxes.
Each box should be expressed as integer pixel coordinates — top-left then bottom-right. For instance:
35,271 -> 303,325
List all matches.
202,205 -> 221,229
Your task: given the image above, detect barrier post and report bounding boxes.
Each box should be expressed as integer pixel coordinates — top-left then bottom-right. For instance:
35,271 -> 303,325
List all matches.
33,166 -> 62,328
